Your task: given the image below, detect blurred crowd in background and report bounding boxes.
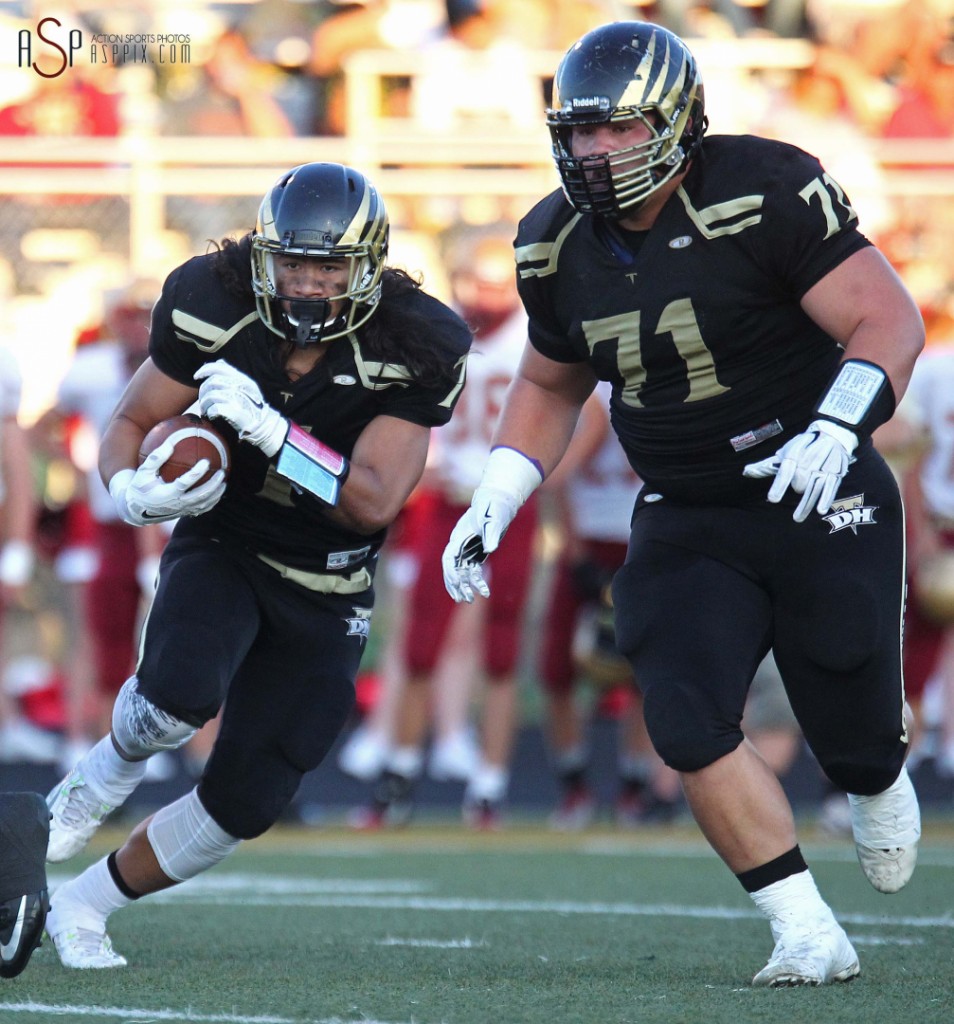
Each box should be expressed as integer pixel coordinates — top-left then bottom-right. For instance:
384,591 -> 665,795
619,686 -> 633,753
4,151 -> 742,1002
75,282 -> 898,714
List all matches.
0,0 -> 952,830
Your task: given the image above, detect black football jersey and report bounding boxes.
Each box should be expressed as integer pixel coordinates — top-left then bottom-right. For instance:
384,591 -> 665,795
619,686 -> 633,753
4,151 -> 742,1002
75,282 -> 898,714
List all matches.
149,254 -> 471,574
515,134 -> 872,502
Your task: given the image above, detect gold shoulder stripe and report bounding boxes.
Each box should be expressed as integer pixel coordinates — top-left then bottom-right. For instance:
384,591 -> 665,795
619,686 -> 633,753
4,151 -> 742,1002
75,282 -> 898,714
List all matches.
349,337 -> 412,390
516,214 -> 583,279
439,354 -> 468,409
676,188 -> 763,238
171,309 -> 260,352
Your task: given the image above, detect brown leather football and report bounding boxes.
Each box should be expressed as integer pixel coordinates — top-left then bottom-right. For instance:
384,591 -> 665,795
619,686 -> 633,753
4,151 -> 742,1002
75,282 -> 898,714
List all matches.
138,414 -> 230,487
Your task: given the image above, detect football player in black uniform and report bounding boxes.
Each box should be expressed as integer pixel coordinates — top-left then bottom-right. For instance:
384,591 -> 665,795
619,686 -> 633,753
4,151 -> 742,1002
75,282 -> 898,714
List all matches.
42,162 -> 471,969
442,22 -> 925,987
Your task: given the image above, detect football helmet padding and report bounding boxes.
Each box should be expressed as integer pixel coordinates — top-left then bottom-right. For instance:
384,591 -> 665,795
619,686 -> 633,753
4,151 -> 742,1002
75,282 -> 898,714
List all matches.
546,21 -> 707,218
251,162 -> 389,346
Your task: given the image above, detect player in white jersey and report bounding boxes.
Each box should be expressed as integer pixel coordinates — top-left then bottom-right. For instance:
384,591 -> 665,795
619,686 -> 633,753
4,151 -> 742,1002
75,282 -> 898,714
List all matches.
895,340 -> 954,773
34,280 -> 169,764
540,383 -> 682,828
352,226 -> 538,829
0,346 -> 41,761
0,347 -> 33,587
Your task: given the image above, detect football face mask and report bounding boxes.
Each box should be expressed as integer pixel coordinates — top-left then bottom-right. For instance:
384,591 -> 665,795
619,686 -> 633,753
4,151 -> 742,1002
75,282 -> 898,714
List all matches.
546,21 -> 707,218
251,162 -> 389,347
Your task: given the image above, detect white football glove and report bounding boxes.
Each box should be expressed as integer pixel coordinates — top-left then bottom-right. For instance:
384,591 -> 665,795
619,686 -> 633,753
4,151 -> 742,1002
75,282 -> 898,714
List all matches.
442,447 -> 543,603
442,487 -> 524,603
109,441 -> 227,526
195,360 -> 288,457
743,419 -> 858,523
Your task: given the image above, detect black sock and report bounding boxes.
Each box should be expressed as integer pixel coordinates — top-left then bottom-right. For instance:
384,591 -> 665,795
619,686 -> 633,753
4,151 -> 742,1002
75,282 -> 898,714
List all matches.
106,850 -> 142,900
736,846 -> 808,894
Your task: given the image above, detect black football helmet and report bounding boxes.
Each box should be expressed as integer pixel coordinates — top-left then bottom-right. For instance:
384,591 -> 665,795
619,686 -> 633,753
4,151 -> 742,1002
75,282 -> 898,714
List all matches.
546,21 -> 707,218
251,162 -> 389,347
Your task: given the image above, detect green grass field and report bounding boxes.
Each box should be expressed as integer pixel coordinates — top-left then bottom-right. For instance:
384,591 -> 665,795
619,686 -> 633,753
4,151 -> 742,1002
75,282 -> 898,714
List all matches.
3,818 -> 953,1024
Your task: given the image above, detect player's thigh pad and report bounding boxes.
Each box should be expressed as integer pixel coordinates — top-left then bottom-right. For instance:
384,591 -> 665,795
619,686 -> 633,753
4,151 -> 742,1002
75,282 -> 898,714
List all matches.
612,539 -> 770,773
136,535 -> 262,723
198,587 -> 368,838
771,452 -> 907,793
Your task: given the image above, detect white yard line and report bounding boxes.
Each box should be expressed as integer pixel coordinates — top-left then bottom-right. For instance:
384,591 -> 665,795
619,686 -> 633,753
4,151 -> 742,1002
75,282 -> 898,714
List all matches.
0,1003 -> 410,1024
136,886 -> 954,931
374,937 -> 488,948
48,871 -> 953,931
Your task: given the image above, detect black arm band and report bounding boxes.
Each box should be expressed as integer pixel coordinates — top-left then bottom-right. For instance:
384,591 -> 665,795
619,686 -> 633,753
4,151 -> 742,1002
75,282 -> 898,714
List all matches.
275,423 -> 350,507
812,358 -> 896,440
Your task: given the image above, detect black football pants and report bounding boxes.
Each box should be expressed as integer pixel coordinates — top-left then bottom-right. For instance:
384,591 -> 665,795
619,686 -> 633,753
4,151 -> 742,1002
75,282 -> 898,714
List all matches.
135,532 -> 371,837
612,446 -> 908,795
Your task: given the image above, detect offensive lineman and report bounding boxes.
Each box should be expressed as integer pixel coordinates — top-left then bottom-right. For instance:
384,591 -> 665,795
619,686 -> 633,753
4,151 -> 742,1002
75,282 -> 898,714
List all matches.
42,162 -> 471,968
442,22 -> 924,986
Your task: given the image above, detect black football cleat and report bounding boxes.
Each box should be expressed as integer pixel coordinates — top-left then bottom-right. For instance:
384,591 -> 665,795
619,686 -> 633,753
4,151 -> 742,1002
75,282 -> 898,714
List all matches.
0,792 -> 51,979
0,889 -> 50,978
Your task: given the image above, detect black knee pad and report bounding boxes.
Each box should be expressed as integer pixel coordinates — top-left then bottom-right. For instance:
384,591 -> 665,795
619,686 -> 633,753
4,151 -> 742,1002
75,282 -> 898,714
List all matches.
198,740 -> 302,840
820,746 -> 907,797
642,683 -> 742,773
0,792 -> 50,979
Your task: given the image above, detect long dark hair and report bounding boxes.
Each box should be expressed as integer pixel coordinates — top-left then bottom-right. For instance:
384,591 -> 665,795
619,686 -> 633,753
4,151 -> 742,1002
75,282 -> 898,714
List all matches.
210,235 -> 460,389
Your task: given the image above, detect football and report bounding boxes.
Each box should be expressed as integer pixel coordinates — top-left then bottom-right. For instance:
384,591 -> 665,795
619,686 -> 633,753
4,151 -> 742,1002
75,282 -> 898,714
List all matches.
138,414 -> 230,487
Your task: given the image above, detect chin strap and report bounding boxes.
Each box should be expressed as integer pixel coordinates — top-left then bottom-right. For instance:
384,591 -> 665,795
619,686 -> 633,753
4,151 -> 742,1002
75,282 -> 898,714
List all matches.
285,298 -> 331,347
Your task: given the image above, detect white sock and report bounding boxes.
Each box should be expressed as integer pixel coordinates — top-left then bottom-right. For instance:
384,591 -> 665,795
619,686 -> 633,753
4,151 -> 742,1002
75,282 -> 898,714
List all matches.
435,727 -> 475,750
466,763 -> 508,803
83,735 -> 148,804
750,870 -> 835,938
51,857 -> 133,933
386,745 -> 424,779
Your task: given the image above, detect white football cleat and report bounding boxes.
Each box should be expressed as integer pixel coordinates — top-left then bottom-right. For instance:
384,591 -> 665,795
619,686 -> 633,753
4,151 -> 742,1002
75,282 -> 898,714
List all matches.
46,770 -> 117,863
752,917 -> 859,987
848,764 -> 921,894
46,885 -> 126,970
49,926 -> 127,970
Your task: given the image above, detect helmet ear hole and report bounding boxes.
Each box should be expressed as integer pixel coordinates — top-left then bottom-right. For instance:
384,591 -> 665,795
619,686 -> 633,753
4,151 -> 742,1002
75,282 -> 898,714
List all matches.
250,162 -> 389,345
